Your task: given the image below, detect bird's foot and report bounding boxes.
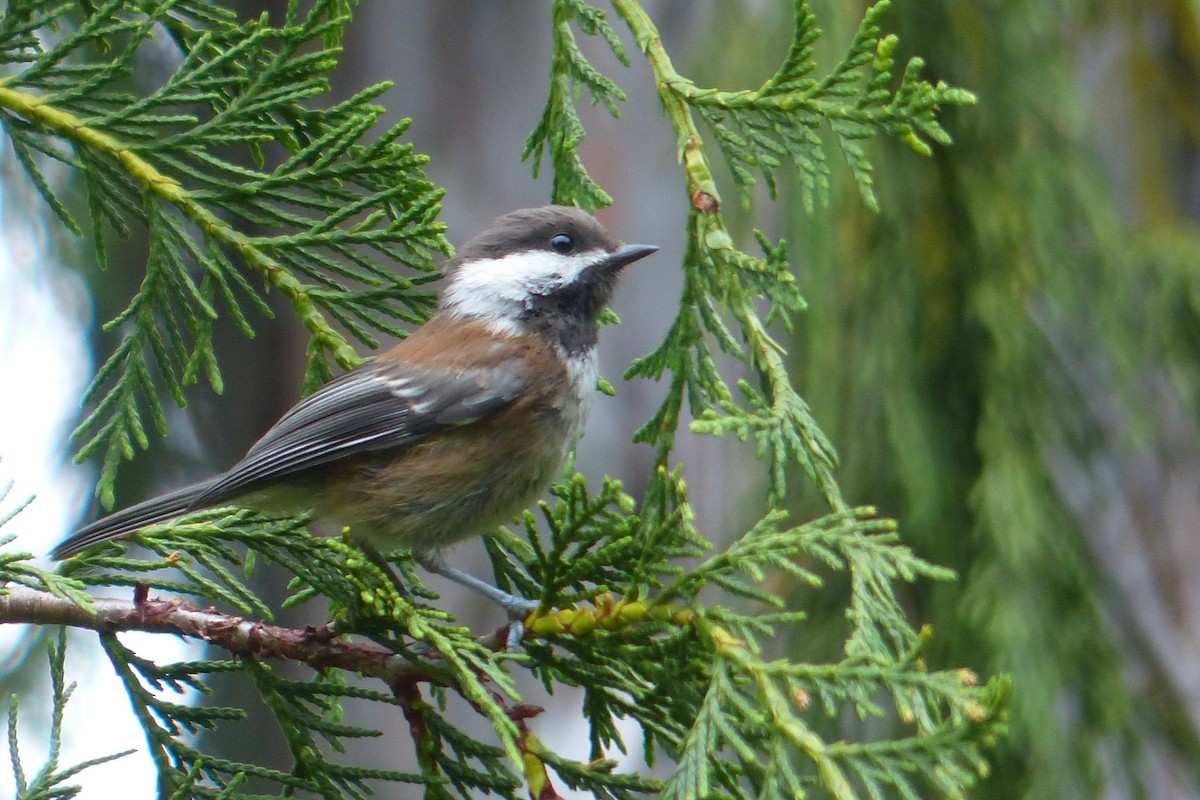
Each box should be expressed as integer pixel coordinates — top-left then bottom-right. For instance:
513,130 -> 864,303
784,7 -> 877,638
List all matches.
415,552 -> 540,651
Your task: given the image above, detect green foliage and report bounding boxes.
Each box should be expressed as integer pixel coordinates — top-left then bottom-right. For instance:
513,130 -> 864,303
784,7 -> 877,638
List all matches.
524,0 -> 630,211
754,0 -> 1200,797
2,469 -> 1005,800
6,631 -> 134,799
0,0 -> 448,508
0,2 -> 1003,800
689,1 -> 976,212
98,637 -> 424,798
499,476 -> 1006,800
602,0 -> 974,512
11,500 -> 526,797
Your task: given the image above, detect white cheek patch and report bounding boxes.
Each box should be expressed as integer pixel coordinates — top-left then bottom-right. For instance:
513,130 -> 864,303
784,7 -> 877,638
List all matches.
441,248 -> 608,332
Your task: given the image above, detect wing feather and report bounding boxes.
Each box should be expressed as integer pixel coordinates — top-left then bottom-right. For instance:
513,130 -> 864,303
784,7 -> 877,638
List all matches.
191,358 -> 527,507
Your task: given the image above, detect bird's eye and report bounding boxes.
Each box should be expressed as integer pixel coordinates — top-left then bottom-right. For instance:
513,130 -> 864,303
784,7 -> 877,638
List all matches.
550,233 -> 575,254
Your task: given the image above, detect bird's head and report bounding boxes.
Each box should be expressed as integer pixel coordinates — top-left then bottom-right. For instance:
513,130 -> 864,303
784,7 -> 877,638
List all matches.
440,205 -> 657,354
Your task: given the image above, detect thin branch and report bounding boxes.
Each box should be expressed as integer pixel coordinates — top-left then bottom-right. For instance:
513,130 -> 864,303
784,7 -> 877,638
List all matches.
0,586 -> 448,685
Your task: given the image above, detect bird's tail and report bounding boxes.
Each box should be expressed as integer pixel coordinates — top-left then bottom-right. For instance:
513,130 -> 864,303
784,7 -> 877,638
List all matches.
52,478 -> 221,560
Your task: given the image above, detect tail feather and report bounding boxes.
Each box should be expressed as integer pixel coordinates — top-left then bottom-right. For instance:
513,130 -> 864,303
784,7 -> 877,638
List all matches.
52,478 -> 221,560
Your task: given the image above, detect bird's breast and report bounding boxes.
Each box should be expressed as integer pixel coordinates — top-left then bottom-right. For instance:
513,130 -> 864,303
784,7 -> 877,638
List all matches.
561,347 -> 599,455
304,338 -> 589,552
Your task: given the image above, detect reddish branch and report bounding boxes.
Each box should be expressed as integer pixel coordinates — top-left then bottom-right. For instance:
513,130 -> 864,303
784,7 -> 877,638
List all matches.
0,585 -> 453,685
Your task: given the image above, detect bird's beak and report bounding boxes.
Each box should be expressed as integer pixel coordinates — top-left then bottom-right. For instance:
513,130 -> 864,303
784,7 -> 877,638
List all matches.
603,243 -> 658,272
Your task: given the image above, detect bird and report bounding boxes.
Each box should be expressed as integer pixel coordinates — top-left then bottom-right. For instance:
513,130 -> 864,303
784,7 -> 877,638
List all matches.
52,205 -> 657,619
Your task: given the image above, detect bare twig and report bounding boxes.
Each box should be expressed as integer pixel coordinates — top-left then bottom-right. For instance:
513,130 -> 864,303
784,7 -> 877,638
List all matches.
0,586 -> 444,685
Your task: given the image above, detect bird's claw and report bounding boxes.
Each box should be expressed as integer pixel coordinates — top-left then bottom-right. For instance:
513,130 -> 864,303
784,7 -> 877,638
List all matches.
500,595 -> 539,619
505,620 -> 526,651
500,597 -> 540,651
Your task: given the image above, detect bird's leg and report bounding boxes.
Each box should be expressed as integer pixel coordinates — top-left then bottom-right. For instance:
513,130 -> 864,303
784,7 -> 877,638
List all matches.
415,551 -> 539,649
414,551 -> 538,616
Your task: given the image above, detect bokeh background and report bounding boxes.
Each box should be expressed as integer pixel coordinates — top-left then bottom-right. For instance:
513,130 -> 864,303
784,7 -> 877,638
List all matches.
1,2 -> 1199,798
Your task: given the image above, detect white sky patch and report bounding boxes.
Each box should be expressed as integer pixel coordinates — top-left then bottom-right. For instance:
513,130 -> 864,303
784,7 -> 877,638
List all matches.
0,201 -> 202,796
526,686 -> 649,800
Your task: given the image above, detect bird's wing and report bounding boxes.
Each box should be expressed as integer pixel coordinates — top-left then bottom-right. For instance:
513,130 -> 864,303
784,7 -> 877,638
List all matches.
52,478 -> 222,559
191,357 -> 527,507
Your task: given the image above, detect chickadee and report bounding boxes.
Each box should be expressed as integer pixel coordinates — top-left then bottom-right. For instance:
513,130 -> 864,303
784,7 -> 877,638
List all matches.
53,205 -> 657,616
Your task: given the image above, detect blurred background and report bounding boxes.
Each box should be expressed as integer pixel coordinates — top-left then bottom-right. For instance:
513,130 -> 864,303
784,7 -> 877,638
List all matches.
1,1 -> 1199,798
